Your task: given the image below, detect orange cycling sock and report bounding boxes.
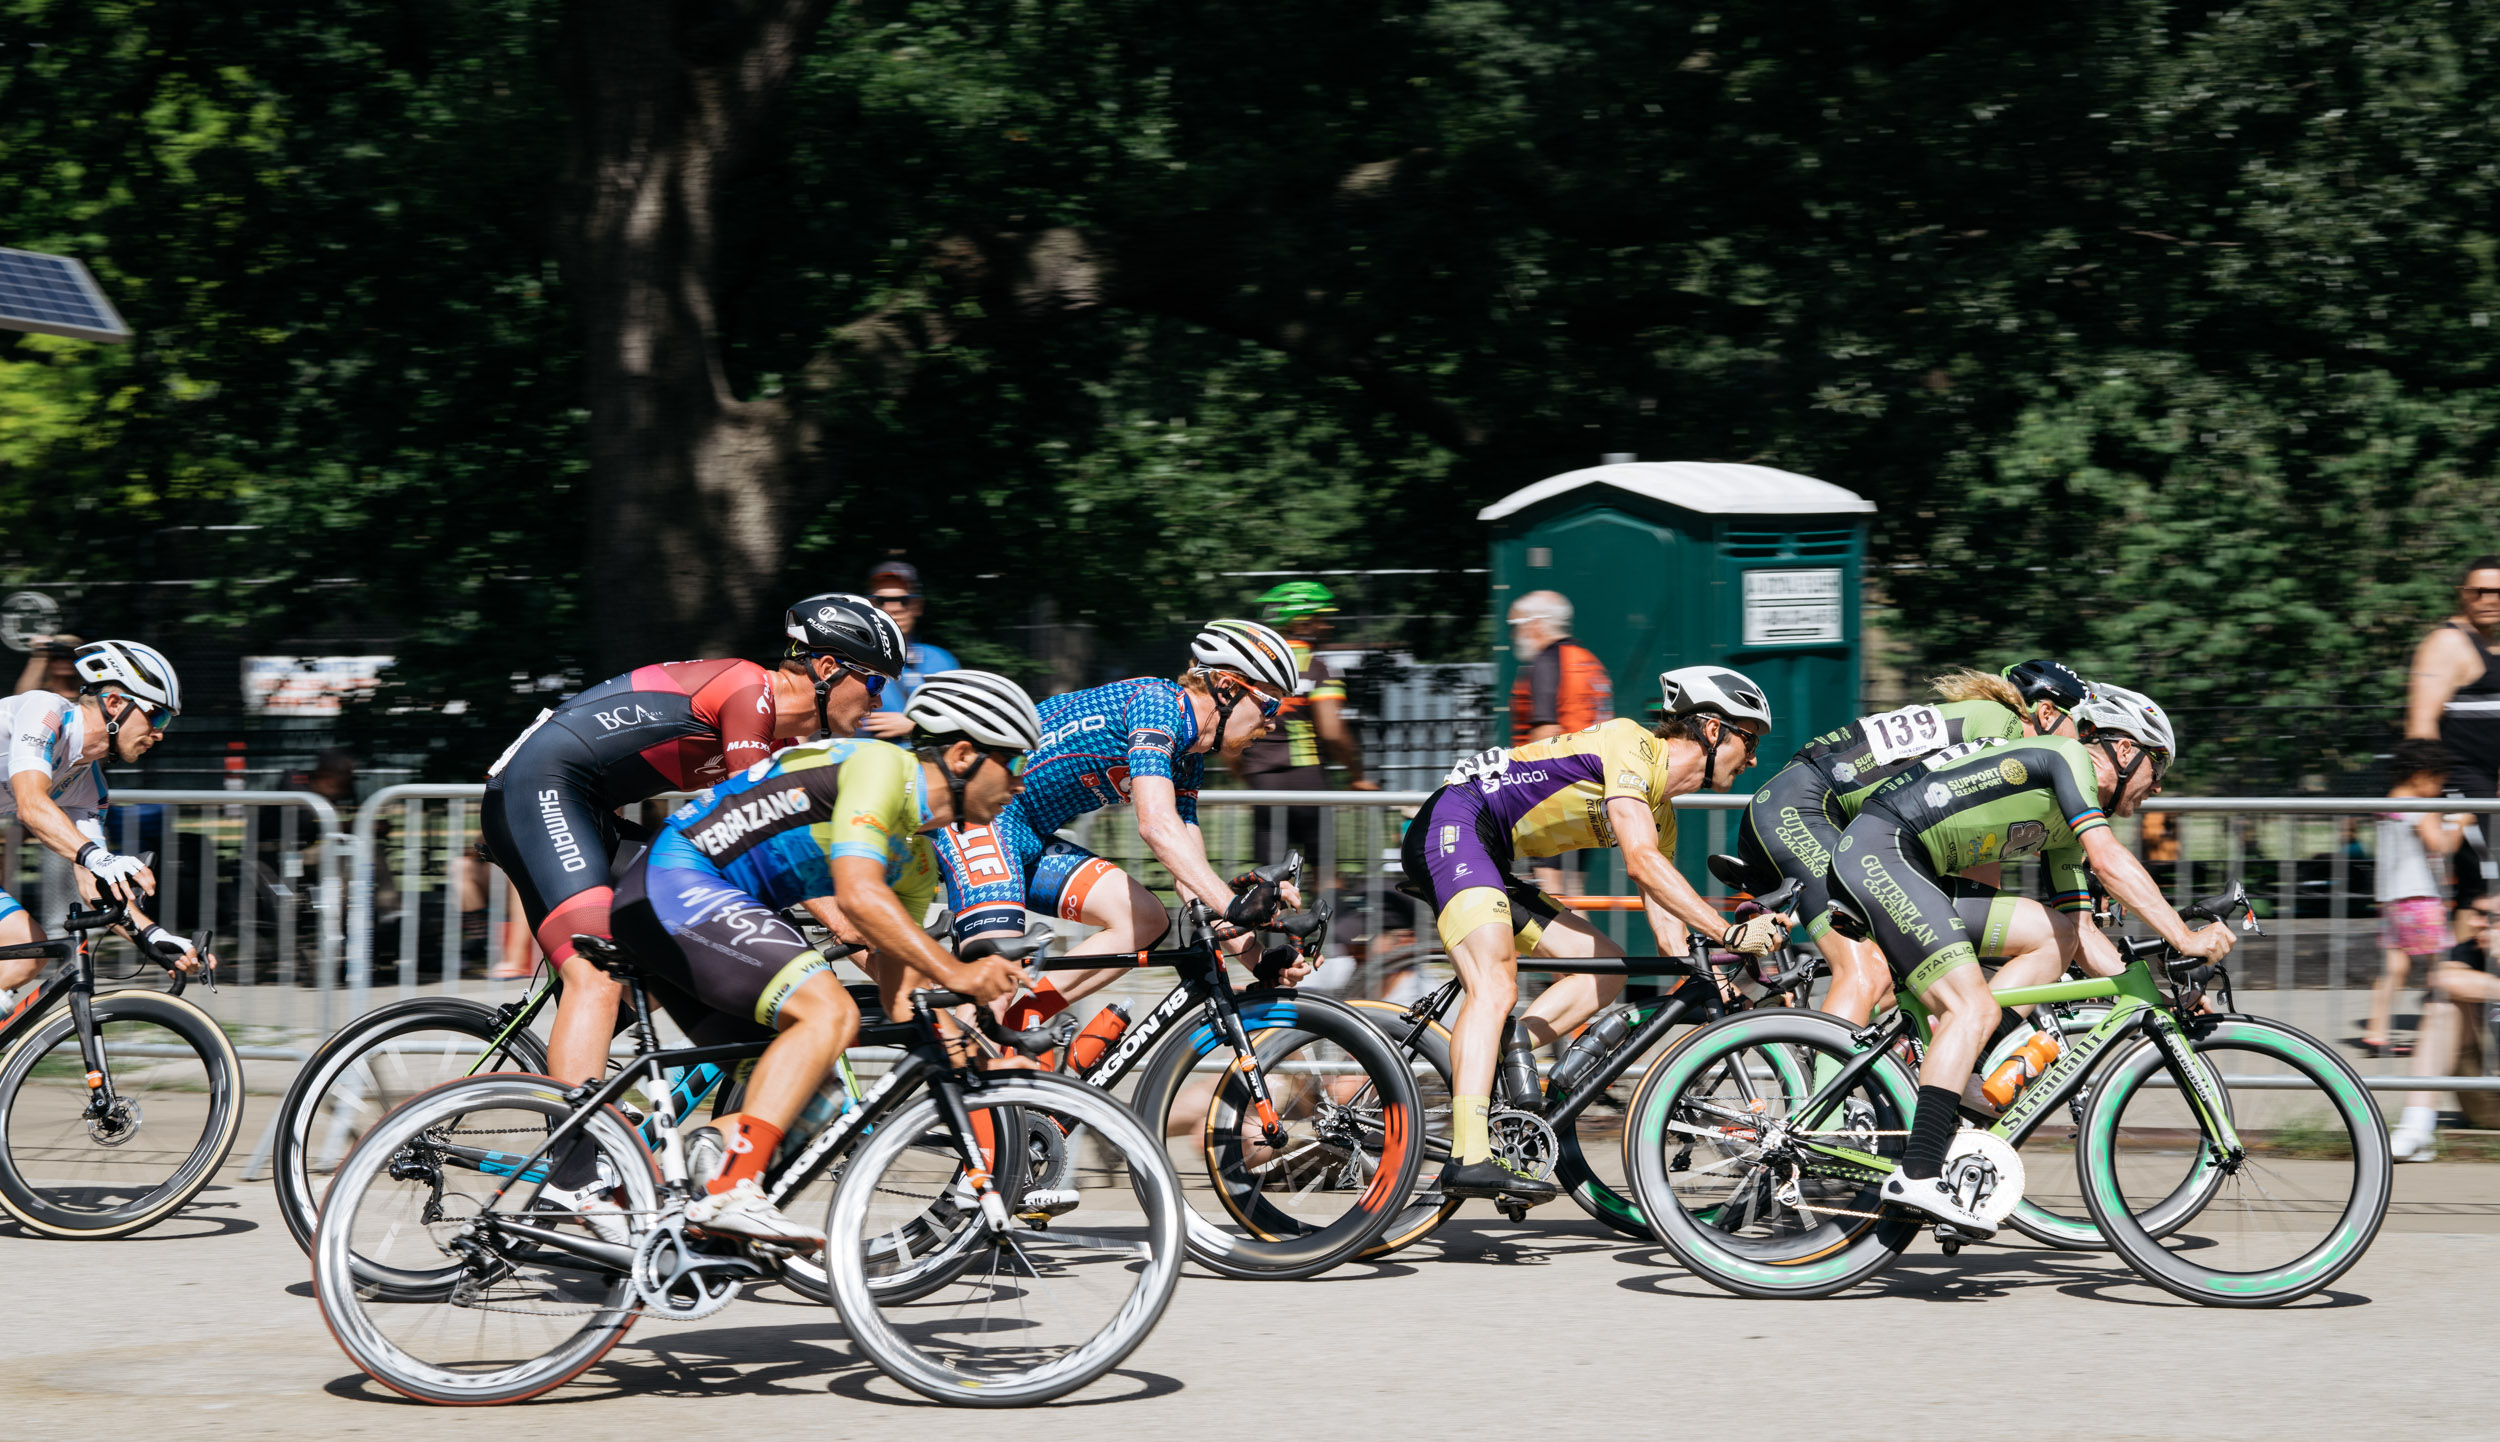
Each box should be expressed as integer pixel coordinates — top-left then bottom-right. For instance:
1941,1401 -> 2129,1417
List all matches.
1003,976 -> 1068,1032
702,1114 -> 786,1194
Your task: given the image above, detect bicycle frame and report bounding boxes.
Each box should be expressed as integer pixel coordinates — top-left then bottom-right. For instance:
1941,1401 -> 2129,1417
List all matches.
1043,937 -> 1307,1143
1790,958 -> 2245,1174
0,907 -> 198,1123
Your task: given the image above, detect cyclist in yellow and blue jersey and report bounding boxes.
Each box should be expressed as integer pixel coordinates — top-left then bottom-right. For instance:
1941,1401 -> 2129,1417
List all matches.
1401,667 -> 1792,1202
606,672 -> 1037,1246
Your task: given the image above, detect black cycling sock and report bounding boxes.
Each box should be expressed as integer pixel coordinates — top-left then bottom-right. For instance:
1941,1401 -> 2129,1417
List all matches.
547,1133 -> 602,1191
1900,1085 -> 1962,1181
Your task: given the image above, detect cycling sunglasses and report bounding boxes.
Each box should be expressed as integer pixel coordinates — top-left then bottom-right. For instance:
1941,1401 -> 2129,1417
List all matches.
1234,683 -> 1283,722
979,745 -> 1029,779
830,656 -> 888,699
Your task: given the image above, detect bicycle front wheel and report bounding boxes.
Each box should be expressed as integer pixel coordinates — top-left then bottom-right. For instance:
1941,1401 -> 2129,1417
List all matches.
827,1072 -> 1184,1407
0,991 -> 244,1238
313,1074 -> 657,1405
274,996 -> 548,1255
1130,992 -> 1423,1279
2078,1014 -> 2390,1307
1623,1010 -> 1919,1300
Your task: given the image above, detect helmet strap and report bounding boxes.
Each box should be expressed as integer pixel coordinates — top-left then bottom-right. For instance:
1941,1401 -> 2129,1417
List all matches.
1697,716 -> 1721,794
811,656 -> 838,739
1200,670 -> 1237,759
2094,735 -> 2142,800
99,692 -> 124,750
944,744 -> 978,833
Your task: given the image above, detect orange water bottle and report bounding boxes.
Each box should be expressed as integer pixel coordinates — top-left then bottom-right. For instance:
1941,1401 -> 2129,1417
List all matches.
1067,1004 -> 1133,1071
1981,1028 -> 2062,1109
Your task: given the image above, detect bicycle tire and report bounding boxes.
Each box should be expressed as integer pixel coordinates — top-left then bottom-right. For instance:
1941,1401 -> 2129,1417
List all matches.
1343,999 -> 1460,1256
1128,990 -> 1421,1279
2078,1014 -> 2391,1307
313,1073 -> 657,1405
827,1072 -> 1184,1406
1624,1009 -> 1919,1300
774,1107 -> 1034,1307
0,990 -> 244,1239
274,996 -> 548,1255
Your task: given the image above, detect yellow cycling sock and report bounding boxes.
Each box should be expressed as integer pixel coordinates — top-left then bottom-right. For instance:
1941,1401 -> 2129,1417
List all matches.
1453,1093 -> 1492,1165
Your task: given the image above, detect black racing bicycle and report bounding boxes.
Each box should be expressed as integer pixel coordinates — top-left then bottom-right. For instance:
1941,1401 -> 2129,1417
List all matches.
1008,854 -> 1427,1279
0,887 -> 236,1239
312,930 -> 1186,1407
1346,875 -> 1813,1253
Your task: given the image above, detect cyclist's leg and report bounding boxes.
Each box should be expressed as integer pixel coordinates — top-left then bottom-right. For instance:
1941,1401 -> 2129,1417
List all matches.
1959,887 -> 2062,1000
481,765 -> 623,1086
1742,767 -> 1887,1023
1035,836 -> 1171,1007
1830,821 -> 1995,1199
1516,901 -> 1626,1049
1406,787 -> 1541,1175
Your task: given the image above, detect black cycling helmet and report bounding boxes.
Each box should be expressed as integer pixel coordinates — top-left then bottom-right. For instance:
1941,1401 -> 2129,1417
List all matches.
2000,658 -> 2089,712
784,592 -> 908,675
784,593 -> 908,737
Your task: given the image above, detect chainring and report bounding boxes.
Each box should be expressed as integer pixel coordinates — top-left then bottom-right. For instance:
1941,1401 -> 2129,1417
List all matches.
1941,1129 -> 2026,1226
631,1219 -> 746,1321
1488,1109 -> 1560,1183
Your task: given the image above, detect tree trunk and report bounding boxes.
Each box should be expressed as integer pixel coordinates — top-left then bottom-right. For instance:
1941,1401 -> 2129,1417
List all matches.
559,0 -> 833,676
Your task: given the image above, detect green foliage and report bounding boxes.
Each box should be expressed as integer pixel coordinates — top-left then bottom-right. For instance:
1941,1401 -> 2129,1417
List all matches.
3,0 -> 2496,788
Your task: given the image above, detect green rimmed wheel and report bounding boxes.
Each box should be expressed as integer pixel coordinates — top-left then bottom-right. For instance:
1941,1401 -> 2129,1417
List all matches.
1998,1006 -> 2229,1251
2078,1014 -> 2390,1307
1623,1009 -> 1920,1299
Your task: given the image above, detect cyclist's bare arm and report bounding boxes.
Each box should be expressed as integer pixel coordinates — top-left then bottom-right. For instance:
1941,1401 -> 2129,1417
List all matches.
9,772 -> 156,897
2408,625 -> 2479,738
1607,796 -> 1749,940
1128,774 -> 1268,950
2078,827 -> 2234,961
829,855 -> 1019,1003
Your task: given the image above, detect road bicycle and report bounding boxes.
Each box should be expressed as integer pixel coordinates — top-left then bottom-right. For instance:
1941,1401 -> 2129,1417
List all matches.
1343,876 -> 1817,1255
1006,854 -> 1426,1280
1626,884 -> 2392,1306
0,888 -> 236,1239
312,929 -> 1185,1407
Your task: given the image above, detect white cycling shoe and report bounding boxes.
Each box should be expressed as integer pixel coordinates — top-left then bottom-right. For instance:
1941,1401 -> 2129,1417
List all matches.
539,1159 -> 632,1247
1017,1187 -> 1081,1221
1881,1172 -> 1998,1239
2391,1106 -> 2440,1164
687,1177 -> 826,1248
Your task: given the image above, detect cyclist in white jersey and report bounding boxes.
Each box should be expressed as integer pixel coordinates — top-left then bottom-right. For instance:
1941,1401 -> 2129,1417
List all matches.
0,641 -> 208,1005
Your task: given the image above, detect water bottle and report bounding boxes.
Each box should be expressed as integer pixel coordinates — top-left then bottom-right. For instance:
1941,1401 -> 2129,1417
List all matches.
1980,1027 -> 2062,1110
772,1073 -> 851,1169
1067,1003 -> 1132,1071
1499,1039 -> 1544,1110
1547,1006 -> 1635,1096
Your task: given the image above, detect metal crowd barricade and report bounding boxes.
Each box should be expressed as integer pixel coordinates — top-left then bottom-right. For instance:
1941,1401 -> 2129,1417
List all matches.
346,783 -> 506,1012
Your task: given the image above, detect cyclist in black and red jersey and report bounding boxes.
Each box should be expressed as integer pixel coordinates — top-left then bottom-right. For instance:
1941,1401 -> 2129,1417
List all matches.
480,592 -> 908,1116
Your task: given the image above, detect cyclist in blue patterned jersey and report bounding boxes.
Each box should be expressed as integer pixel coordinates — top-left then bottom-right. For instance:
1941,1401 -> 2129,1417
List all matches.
932,619 -> 1306,1033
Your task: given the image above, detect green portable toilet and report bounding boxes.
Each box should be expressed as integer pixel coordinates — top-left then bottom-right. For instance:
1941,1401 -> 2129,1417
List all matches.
1478,461 -> 1875,927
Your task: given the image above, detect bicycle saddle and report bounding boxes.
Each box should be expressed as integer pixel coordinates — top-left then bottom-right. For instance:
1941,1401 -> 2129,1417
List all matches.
570,934 -> 639,978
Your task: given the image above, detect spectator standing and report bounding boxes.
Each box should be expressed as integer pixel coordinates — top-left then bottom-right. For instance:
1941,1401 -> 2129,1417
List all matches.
2406,554 -> 2500,903
12,635 -> 82,699
2363,740 -> 2469,1057
855,560 -> 960,740
1235,581 -> 1378,868
1507,590 -> 1611,895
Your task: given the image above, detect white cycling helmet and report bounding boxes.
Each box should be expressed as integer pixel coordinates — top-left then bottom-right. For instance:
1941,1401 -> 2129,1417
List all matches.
1190,618 -> 1301,695
2074,683 -> 2177,779
74,640 -> 181,716
905,670 -> 1043,752
1658,665 -> 1773,731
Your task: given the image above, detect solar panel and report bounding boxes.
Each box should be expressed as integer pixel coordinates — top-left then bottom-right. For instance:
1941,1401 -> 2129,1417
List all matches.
0,247 -> 130,344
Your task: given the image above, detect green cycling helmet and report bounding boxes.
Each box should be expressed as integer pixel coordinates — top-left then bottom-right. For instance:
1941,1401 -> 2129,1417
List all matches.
1257,580 -> 1338,625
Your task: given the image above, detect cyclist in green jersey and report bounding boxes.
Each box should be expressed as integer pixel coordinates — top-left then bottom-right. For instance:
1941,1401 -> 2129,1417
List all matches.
1826,683 -> 2235,1234
1736,660 -> 2090,1025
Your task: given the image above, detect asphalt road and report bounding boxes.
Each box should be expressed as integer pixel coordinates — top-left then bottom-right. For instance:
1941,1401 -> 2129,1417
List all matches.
3,1161 -> 2496,1442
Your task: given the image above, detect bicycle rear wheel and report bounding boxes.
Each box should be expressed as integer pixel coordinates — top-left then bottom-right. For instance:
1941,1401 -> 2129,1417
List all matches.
0,991 -> 243,1238
1130,992 -> 1422,1278
313,1074 -> 657,1405
1623,1010 -> 1918,1299
2078,1015 -> 2390,1307
274,996 -> 548,1254
827,1073 -> 1183,1406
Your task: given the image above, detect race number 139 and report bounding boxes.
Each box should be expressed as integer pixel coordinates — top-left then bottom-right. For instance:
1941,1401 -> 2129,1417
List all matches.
1858,704 -> 1947,767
